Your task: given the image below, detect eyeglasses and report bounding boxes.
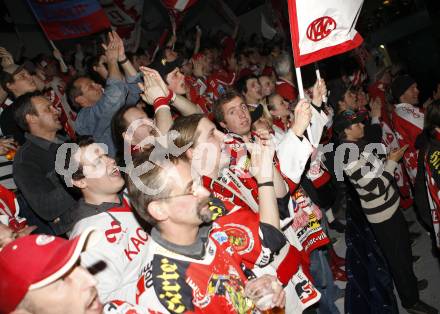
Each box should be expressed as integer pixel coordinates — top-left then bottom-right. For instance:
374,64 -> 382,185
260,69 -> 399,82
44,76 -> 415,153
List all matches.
154,177 -> 203,202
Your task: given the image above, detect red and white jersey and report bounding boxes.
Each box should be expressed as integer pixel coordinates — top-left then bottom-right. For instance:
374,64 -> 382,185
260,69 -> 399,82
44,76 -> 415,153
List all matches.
45,77 -> 77,140
69,197 -> 149,303
392,103 -> 424,184
133,227 -> 253,314
275,79 -> 298,103
424,134 -> 440,249
206,69 -> 236,102
381,119 -> 413,208
185,75 -> 212,113
0,185 -> 27,231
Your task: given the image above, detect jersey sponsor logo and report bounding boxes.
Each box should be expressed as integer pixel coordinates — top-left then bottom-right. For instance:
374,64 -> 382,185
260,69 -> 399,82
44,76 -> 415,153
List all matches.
156,258 -> 187,313
206,268 -> 252,313
186,277 -> 211,308
124,227 -> 149,261
222,224 -> 254,254
294,279 -> 319,304
211,231 -> 228,245
105,220 -> 123,243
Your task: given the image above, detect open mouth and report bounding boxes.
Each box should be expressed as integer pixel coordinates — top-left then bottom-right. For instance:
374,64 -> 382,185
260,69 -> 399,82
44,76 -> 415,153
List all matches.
109,167 -> 120,177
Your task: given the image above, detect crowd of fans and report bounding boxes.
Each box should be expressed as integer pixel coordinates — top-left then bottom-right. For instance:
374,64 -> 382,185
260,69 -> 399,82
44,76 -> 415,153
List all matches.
0,24 -> 439,314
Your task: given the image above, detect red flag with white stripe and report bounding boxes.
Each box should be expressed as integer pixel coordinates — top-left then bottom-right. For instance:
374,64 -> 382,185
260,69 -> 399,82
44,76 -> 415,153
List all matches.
287,0 -> 364,67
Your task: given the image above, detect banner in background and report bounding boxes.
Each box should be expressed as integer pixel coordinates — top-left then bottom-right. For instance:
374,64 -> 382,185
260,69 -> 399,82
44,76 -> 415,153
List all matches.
27,0 -> 111,40
101,0 -> 144,53
287,0 -> 364,67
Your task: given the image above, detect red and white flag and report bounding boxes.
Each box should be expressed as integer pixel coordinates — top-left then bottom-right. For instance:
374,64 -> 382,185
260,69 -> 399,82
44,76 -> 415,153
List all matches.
287,0 -> 364,67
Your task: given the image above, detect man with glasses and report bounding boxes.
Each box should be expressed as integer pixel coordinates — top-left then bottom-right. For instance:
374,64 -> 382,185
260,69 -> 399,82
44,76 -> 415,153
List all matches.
126,148 -> 285,313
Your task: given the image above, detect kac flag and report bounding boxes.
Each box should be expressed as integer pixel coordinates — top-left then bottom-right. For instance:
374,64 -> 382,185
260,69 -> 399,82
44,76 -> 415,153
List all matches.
287,0 -> 364,67
27,0 -> 111,40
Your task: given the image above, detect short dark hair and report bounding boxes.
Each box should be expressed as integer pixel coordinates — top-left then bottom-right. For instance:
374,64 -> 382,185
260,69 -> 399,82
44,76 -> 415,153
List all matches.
235,75 -> 258,95
212,90 -> 244,124
126,147 -> 177,227
13,91 -> 42,131
66,76 -> 84,112
64,135 -> 96,183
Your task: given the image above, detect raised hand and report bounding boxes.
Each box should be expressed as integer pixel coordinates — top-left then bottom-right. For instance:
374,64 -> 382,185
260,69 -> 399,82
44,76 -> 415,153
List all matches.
0,47 -> 14,68
138,67 -> 169,105
102,32 -> 119,64
312,78 -> 327,107
111,31 -> 126,62
249,131 -> 275,183
388,144 -> 408,162
370,97 -> 382,118
291,99 -> 312,137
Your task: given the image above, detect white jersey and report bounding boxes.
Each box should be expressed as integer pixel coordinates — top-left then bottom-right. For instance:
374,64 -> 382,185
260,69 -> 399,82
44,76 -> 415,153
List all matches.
69,196 -> 149,303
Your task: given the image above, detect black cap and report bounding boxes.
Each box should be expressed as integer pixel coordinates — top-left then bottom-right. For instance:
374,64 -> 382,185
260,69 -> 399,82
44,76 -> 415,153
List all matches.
391,75 -> 416,101
150,57 -> 183,82
249,104 -> 263,123
333,110 -> 366,134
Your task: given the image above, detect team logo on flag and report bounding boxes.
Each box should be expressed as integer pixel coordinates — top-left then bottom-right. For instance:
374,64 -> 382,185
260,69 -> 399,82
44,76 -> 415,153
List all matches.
306,16 -> 337,42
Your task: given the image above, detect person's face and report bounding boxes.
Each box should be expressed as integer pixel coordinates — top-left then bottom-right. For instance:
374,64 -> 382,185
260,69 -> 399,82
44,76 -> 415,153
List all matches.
192,118 -> 228,178
269,94 -> 290,118
244,78 -> 262,103
166,68 -> 186,95
74,143 -> 124,196
259,76 -> 275,97
123,107 -> 155,146
75,77 -> 103,107
180,61 -> 193,76
220,96 -> 252,136
24,265 -> 102,314
345,122 -> 364,140
400,83 -> 419,105
7,69 -> 37,96
30,96 -> 62,133
164,48 -> 178,62
159,160 -> 212,226
342,90 -> 358,110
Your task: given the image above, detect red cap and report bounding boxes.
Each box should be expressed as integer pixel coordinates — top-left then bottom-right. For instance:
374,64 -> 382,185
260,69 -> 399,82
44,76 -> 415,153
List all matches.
0,228 -> 96,313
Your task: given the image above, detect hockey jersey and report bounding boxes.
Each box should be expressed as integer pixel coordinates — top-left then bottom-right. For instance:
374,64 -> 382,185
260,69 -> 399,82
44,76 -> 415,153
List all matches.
69,195 -> 149,303
392,103 -> 424,184
134,225 -> 254,314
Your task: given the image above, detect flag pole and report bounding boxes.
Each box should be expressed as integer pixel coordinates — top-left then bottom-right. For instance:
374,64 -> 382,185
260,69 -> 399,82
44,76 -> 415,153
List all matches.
295,66 -> 305,99
314,62 -> 328,103
48,40 -> 68,71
